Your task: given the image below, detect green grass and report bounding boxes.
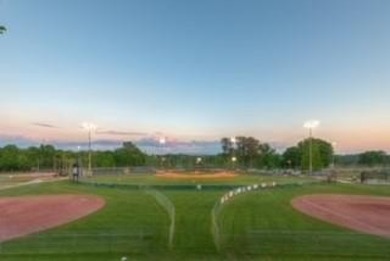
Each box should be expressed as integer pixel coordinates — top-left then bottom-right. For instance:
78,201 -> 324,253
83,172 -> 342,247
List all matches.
219,183 -> 390,260
163,190 -> 222,256
0,182 -> 170,260
0,178 -> 389,260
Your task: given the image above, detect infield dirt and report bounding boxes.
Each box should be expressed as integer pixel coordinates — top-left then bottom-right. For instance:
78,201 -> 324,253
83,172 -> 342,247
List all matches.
292,194 -> 390,238
0,194 -> 105,242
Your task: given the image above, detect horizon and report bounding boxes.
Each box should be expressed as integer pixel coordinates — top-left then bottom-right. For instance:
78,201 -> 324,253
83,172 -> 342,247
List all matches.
1,0 -> 390,154
0,136 -> 386,156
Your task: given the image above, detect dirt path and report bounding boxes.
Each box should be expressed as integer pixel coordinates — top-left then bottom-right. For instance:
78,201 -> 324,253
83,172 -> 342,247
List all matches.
0,195 -> 105,242
292,194 -> 390,238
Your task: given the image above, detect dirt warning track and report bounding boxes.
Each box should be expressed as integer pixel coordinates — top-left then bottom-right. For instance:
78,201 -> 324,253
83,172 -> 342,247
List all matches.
0,194 -> 105,242
292,194 -> 390,238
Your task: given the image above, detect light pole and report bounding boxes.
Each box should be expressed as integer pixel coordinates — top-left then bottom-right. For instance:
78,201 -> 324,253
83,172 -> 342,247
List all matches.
231,156 -> 237,170
196,157 -> 202,171
82,122 -> 96,176
230,137 -> 237,170
303,120 -> 320,175
159,137 -> 166,169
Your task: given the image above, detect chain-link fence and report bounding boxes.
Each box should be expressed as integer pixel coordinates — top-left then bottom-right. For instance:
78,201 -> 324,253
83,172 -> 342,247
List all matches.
145,189 -> 175,249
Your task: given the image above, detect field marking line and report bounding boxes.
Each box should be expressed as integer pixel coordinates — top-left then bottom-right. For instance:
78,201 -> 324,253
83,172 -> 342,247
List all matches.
0,177 -> 68,191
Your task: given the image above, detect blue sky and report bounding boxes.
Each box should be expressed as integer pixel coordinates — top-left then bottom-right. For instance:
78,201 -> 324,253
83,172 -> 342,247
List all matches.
1,0 -> 390,154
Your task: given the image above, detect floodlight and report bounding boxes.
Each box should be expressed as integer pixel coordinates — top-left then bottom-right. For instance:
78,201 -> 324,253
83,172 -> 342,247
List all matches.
303,120 -> 320,129
82,122 -> 97,131
159,137 -> 166,145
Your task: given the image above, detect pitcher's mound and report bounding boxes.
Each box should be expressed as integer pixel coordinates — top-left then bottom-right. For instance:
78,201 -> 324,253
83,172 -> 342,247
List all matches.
292,194 -> 390,238
0,194 -> 105,242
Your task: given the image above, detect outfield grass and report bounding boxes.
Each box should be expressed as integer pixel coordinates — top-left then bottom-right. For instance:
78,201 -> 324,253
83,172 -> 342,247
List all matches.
219,183 -> 390,260
0,178 -> 389,260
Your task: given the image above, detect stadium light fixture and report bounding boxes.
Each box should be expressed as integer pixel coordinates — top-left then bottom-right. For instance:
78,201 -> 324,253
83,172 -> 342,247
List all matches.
82,122 -> 97,176
303,120 -> 320,175
158,137 -> 166,168
159,137 -> 166,145
303,120 -> 320,129
230,137 -> 238,170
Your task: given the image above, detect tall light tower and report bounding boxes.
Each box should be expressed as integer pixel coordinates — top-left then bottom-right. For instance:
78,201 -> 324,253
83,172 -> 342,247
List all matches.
303,120 -> 320,175
159,137 -> 166,169
82,122 -> 97,176
230,137 -> 237,169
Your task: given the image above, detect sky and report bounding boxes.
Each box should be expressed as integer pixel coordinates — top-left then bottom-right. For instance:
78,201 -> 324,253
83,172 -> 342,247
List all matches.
1,0 -> 390,154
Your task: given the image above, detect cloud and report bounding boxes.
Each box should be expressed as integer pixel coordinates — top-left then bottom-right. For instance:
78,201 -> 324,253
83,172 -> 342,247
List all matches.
0,134 -> 291,155
96,130 -> 147,136
51,139 -> 123,151
135,138 -> 222,155
32,122 -> 58,128
0,134 -> 36,147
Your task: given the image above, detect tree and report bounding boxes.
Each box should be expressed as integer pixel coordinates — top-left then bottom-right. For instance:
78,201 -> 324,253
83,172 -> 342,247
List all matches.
282,146 -> 301,168
0,145 -> 31,171
26,146 -> 41,171
358,151 -> 387,167
298,138 -> 333,171
0,25 -> 6,34
257,143 -> 281,169
220,136 -> 281,169
39,144 -> 56,169
236,136 -> 260,168
114,141 -> 146,167
220,138 -> 233,156
334,154 -> 359,167
94,151 -> 116,168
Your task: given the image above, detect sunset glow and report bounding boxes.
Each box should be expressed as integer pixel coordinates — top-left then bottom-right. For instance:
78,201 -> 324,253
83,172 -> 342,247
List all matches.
1,1 -> 390,154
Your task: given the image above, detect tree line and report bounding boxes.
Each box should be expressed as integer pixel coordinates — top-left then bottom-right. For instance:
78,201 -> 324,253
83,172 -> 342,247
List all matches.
336,150 -> 390,167
0,138 -> 388,172
0,142 -> 146,172
220,136 -> 334,171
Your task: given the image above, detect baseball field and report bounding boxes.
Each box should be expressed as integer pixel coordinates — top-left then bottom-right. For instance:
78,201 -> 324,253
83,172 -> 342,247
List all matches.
0,172 -> 389,260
